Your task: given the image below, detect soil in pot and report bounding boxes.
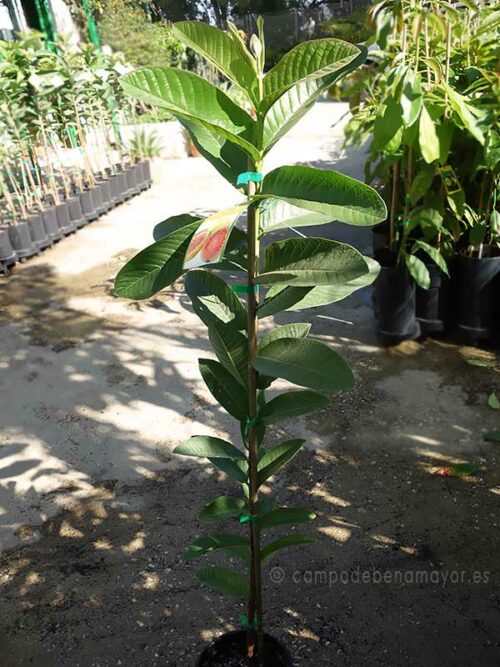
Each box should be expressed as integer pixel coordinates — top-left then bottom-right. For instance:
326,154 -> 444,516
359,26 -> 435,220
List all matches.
55,202 -> 77,235
374,249 -> 421,342
67,196 -> 86,229
456,247 -> 500,344
27,213 -> 51,251
8,221 -> 39,260
196,630 -> 292,667
79,190 -> 98,223
415,261 -> 449,335
42,207 -> 63,243
0,225 -> 18,272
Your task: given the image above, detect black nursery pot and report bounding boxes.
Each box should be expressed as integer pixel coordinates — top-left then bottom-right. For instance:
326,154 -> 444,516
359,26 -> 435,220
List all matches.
456,248 -> 500,344
374,250 -> 421,342
42,206 -> 63,243
108,173 -> 123,205
99,180 -> 112,212
79,190 -> 98,223
55,201 -> 77,235
142,160 -> 152,187
8,221 -> 38,260
67,196 -> 86,229
136,162 -> 148,191
27,213 -> 51,251
415,261 -> 449,335
196,630 -> 292,667
372,221 -> 390,255
92,184 -> 105,216
125,165 -> 140,197
0,225 -> 18,271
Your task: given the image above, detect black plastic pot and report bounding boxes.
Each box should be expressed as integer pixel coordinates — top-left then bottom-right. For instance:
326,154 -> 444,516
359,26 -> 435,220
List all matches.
196,630 -> 292,667
125,165 -> 140,197
92,185 -> 105,216
456,249 -> 500,344
67,196 -> 86,229
99,180 -> 112,212
143,160 -> 152,187
42,206 -> 63,243
8,221 -> 38,260
372,221 -> 390,255
415,261 -> 449,335
55,202 -> 76,235
0,225 -> 18,273
136,162 -> 148,191
27,213 -> 52,251
108,173 -> 123,205
79,190 -> 98,223
374,250 -> 421,342
119,171 -> 132,201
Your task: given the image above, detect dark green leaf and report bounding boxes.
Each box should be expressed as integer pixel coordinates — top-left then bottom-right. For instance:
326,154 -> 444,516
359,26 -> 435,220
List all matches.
259,323 -> 310,349
412,241 -> 449,276
208,457 -> 248,483
199,496 -> 246,523
174,436 -> 245,460
199,358 -> 248,421
258,507 -> 316,528
405,254 -> 431,290
184,533 -> 249,561
257,439 -> 305,485
153,213 -> 202,241
483,430 -> 500,443
185,269 -> 247,330
196,566 -> 249,597
258,390 -> 328,426
258,286 -> 312,319
208,321 -> 248,386
260,534 -> 315,563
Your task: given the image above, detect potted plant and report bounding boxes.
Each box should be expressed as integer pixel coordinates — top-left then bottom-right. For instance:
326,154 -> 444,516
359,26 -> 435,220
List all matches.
115,19 -> 386,665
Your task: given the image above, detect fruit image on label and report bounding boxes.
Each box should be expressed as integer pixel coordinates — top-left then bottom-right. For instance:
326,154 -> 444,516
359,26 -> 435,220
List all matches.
183,205 -> 246,270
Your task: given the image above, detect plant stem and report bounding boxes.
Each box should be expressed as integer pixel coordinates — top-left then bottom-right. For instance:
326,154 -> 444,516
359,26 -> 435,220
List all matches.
389,162 -> 400,253
246,163 -> 263,667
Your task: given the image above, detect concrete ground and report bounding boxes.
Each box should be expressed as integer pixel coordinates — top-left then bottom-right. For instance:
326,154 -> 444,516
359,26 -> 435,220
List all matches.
0,101 -> 499,667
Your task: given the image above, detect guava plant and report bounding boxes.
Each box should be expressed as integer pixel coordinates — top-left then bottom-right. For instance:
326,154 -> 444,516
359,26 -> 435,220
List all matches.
115,19 -> 386,665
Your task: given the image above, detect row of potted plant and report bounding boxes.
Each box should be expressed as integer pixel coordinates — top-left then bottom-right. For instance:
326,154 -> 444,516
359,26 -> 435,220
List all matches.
342,0 -> 500,345
0,160 -> 151,275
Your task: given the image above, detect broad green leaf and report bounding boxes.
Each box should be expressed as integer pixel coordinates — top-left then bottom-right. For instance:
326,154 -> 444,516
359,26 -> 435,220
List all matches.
437,123 -> 454,164
199,358 -> 248,421
257,237 -> 370,286
487,392 -> 500,410
483,430 -> 500,443
408,165 -> 435,205
184,534 -> 249,561
179,118 -> 248,185
262,39 -> 362,112
258,390 -> 328,426
372,97 -> 404,152
412,241 -> 449,276
257,439 -> 305,484
174,436 -> 245,460
153,213 -> 202,241
259,198 -> 331,233
199,496 -> 246,523
253,338 -> 354,392
443,84 -> 485,145
208,321 -> 248,386
114,220 -> 201,299
260,165 -> 387,226
120,67 -> 259,160
171,21 -> 258,104
405,254 -> 431,289
259,323 -> 310,350
258,507 -> 316,528
280,256 -> 380,311
260,534 -> 315,563
208,457 -> 248,483
196,566 -> 249,597
185,269 -> 247,330
257,286 -> 312,319
419,105 -> 440,163
401,72 -> 423,127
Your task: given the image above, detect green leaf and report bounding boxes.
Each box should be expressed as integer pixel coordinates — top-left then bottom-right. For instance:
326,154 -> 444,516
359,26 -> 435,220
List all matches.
258,238 -> 370,287
448,463 -> 481,477
483,430 -> 500,443
259,323 -> 310,350
185,269 -> 247,330
253,338 -> 354,392
199,496 -> 246,523
260,165 -> 387,227
372,97 -> 404,152
400,72 -> 423,127
443,84 -> 485,145
487,392 -> 500,410
405,254 -> 431,290
179,118 -> 248,185
199,358 -> 248,421
419,105 -> 440,164
184,533 -> 249,561
260,534 -> 315,563
412,241 -> 449,276
171,21 -> 258,104
259,198 -> 331,233
196,566 -> 249,597
257,439 -> 305,484
120,67 -> 258,160
262,39 -> 362,112
208,457 -> 248,483
114,220 -> 201,299
408,166 -> 435,205
153,213 -> 202,241
258,507 -> 316,529
208,321 -> 248,386
258,286 -> 312,319
258,390 -> 328,426
174,436 -> 245,460
437,123 -> 454,164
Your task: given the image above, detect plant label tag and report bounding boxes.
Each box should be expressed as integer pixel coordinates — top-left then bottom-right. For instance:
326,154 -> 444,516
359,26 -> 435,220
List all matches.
183,205 -> 245,270
438,165 -> 461,195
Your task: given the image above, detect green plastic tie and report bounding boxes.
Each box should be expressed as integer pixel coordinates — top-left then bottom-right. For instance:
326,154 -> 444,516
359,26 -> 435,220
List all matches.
239,614 -> 262,630
237,171 -> 263,187
243,416 -> 259,439
232,283 -> 259,295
